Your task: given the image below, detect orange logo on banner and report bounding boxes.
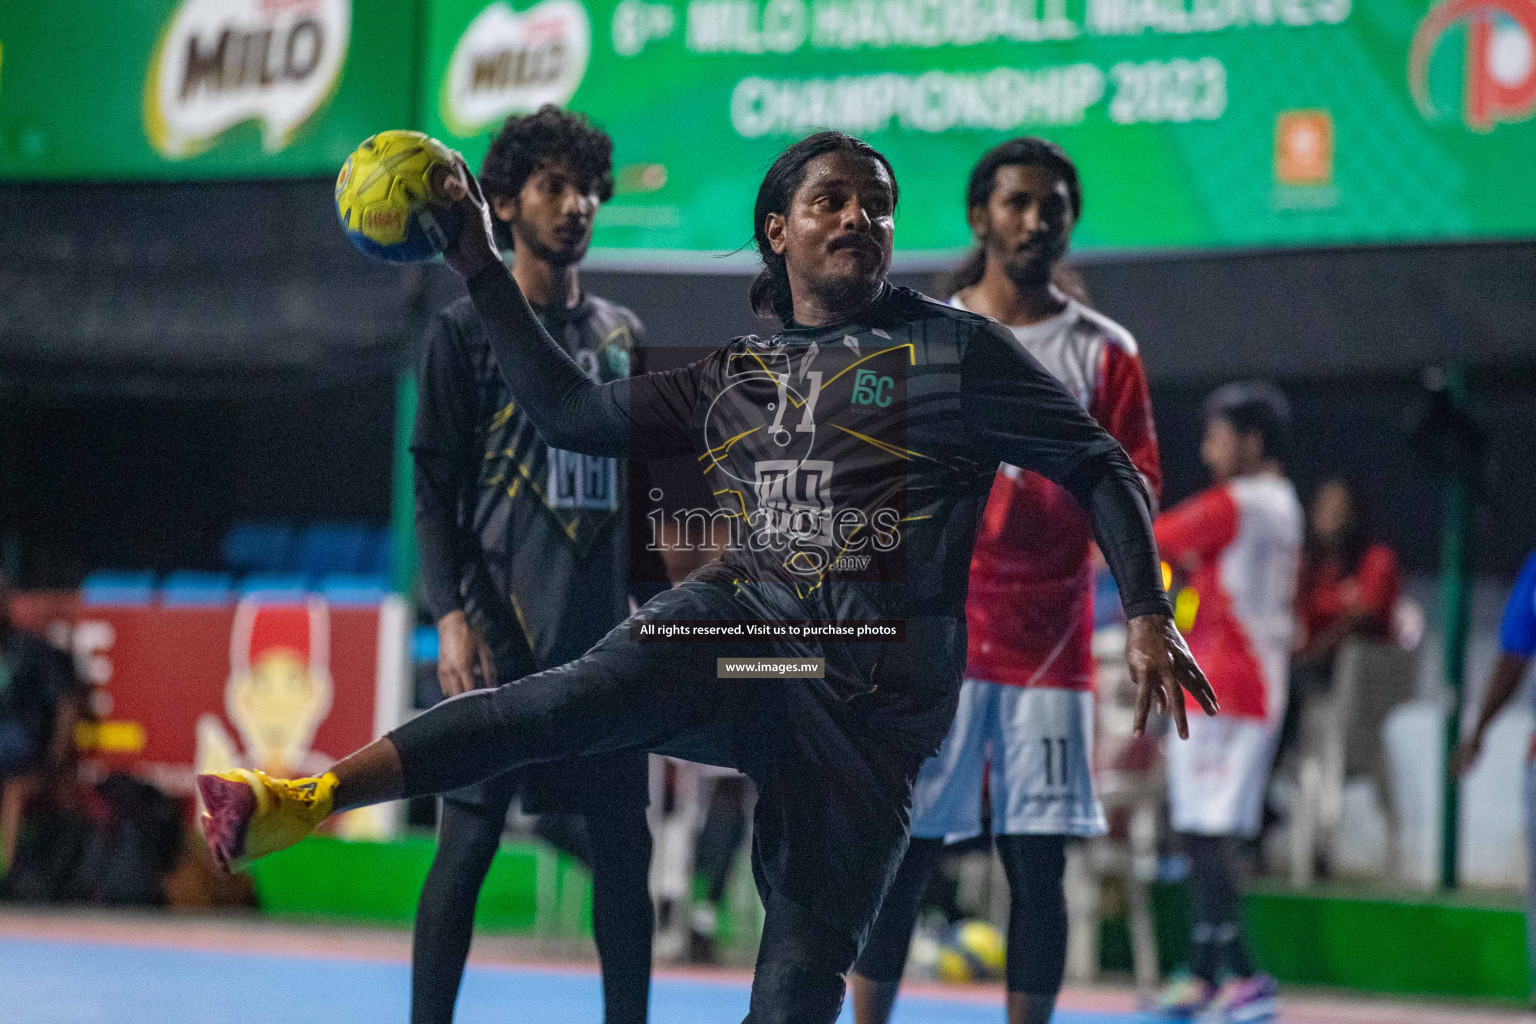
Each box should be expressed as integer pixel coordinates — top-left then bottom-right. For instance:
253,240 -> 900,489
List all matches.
1274,111 -> 1334,185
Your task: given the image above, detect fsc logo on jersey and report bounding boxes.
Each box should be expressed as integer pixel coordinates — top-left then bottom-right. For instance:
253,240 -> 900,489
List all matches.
1410,0 -> 1536,131
144,0 -> 352,159
440,0 -> 592,137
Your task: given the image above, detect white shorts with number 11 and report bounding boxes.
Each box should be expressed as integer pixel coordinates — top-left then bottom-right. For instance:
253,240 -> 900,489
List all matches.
910,678 -> 1106,841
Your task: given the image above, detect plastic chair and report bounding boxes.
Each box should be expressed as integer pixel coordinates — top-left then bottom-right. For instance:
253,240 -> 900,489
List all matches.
160,571 -> 235,607
413,625 -> 440,664
80,570 -> 156,605
318,573 -> 388,607
238,573 -> 309,599
222,521 -> 297,573
296,522 -> 377,577
362,528 -> 394,578
1289,637 -> 1418,885
1065,624 -> 1161,994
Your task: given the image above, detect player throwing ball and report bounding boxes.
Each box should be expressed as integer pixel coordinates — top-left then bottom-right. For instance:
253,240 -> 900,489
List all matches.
849,137 -> 1161,1024
200,131 -> 1216,1023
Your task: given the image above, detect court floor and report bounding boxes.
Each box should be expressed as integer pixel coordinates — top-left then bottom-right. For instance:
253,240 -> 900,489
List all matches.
0,912 -> 1525,1024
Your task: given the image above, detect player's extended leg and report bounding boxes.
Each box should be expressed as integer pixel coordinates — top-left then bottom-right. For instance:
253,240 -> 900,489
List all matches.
847,836 -> 945,1024
200,592 -> 729,871
586,806 -> 654,1024
410,777 -> 518,1024
996,834 -> 1069,1024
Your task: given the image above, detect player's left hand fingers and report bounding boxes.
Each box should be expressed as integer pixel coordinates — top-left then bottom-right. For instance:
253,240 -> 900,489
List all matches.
437,155 -> 470,204
1132,666 -> 1155,738
1166,663 -> 1190,740
1168,631 -> 1218,717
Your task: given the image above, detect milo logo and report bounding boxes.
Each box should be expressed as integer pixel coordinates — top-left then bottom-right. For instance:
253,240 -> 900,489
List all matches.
441,0 -> 591,137
145,0 -> 351,159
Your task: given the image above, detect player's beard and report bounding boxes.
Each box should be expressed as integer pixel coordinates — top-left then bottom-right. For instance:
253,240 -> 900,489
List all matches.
512,218 -> 589,269
996,233 -> 1067,288
811,270 -> 885,318
810,244 -> 890,318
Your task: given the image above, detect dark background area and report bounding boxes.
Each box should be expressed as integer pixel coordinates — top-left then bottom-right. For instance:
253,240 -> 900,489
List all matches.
2,180 -> 1533,585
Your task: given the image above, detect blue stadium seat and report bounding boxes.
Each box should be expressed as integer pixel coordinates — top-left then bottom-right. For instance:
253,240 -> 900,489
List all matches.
413,625 -> 439,664
80,570 -> 157,606
362,527 -> 394,577
1093,567 -> 1124,629
161,571 -> 235,607
222,521 -> 297,573
296,522 -> 377,577
238,573 -> 309,599
318,573 -> 389,607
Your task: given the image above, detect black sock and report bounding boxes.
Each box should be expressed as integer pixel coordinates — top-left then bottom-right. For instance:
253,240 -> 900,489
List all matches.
996,834 -> 1069,998
411,797 -> 509,1024
586,808 -> 654,1024
1187,835 -> 1254,983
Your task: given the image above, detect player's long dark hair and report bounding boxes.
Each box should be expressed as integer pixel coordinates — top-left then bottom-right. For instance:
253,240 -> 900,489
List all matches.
750,132 -> 899,325
938,137 -> 1083,299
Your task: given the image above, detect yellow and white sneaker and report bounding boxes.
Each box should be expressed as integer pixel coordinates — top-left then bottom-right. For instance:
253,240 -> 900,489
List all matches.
197,769 -> 337,872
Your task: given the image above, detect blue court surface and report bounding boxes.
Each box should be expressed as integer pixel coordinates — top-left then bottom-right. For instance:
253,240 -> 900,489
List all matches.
1,929 -> 1520,1024
1,935 -> 1110,1024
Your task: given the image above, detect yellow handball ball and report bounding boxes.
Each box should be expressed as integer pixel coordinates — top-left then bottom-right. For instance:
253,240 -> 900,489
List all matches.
335,130 -> 463,263
934,919 -> 1007,984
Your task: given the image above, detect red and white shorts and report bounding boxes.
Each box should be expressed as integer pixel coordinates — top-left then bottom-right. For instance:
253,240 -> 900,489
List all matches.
1166,714 -> 1281,838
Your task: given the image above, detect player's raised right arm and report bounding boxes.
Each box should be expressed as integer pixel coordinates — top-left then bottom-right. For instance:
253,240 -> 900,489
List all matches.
436,157 -> 696,458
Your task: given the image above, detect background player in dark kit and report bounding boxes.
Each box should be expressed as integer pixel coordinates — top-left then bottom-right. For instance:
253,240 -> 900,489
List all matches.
201,131 -> 1218,1024
410,106 -> 656,1024
851,137 -> 1162,1024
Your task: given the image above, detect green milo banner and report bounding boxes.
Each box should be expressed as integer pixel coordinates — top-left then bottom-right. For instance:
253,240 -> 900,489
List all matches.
0,0 -> 416,180
420,0 -> 1536,257
0,0 -> 1531,255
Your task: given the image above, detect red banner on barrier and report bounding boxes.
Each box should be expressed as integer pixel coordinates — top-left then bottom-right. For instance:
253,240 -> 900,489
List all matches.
8,592 -> 408,800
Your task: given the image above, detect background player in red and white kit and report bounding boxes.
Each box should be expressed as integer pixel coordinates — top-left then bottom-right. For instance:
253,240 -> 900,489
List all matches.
1152,382 -> 1302,1023
850,137 -> 1161,1024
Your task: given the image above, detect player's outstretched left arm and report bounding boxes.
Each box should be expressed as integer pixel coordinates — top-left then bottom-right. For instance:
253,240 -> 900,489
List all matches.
1072,449 -> 1218,737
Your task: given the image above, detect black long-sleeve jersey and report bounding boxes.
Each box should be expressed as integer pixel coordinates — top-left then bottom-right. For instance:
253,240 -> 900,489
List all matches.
412,288 -> 660,667
465,265 -> 1171,723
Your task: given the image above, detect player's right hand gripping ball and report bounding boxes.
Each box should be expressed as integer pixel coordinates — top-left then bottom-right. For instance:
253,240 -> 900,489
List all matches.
335,130 -> 464,263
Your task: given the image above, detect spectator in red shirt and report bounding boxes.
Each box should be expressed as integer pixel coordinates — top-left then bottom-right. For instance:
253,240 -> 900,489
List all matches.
1294,478 -> 1402,686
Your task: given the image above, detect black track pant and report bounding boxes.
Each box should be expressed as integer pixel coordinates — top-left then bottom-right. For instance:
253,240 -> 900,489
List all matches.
389,582 -> 928,1024
854,834 -> 1070,996
410,800 -> 653,1024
